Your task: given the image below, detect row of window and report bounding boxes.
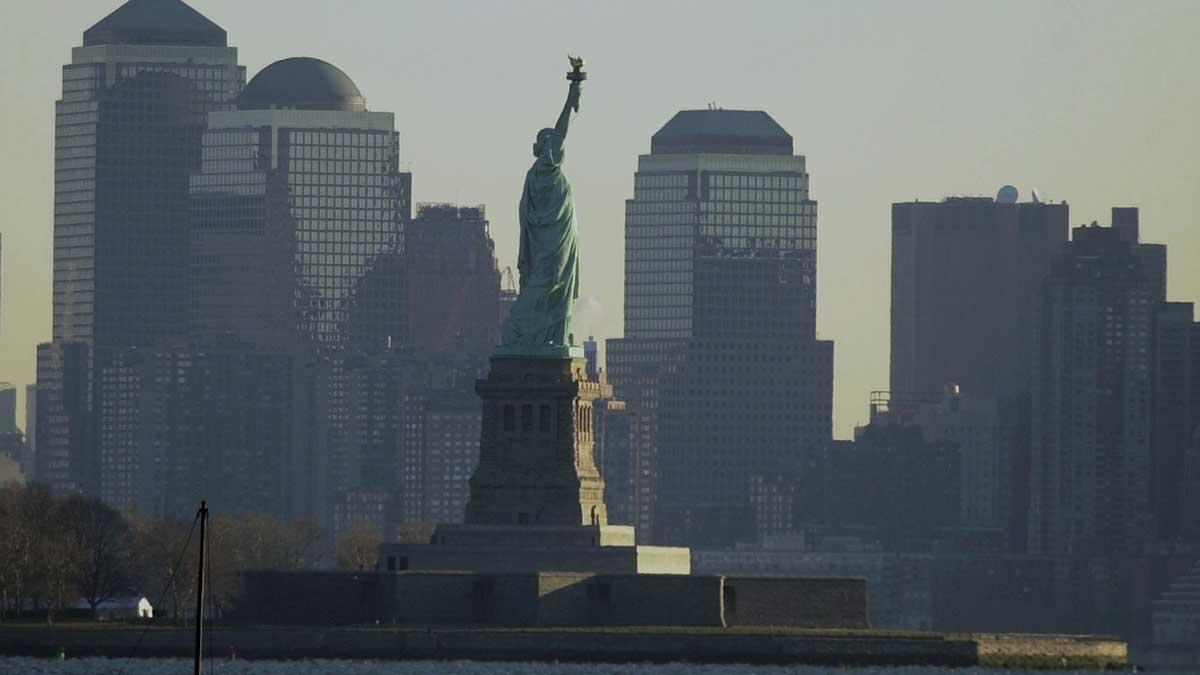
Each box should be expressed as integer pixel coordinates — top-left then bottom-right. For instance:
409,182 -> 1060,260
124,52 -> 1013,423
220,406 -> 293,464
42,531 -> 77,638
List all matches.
290,145 -> 394,161
629,213 -> 813,227
634,174 -> 688,188
709,174 -> 805,189
289,131 -> 394,147
287,159 -> 393,175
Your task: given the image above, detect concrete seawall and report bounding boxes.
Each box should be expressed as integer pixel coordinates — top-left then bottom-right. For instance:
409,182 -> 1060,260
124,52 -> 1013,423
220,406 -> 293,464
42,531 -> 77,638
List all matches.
0,626 -> 1127,669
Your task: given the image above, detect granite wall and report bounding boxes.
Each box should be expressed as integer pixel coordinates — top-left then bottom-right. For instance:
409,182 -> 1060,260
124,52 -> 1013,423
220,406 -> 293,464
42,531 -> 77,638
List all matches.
724,576 -> 869,629
240,570 -> 865,629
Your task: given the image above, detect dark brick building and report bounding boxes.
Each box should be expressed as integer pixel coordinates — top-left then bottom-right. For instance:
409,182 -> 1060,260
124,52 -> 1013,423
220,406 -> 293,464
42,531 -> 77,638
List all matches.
1028,210 -> 1166,556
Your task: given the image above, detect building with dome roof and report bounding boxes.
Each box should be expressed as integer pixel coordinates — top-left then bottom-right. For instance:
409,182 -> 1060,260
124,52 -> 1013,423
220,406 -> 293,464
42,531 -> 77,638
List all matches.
237,57 -> 367,113
37,0 -> 245,504
109,55 -> 415,526
190,56 -> 411,351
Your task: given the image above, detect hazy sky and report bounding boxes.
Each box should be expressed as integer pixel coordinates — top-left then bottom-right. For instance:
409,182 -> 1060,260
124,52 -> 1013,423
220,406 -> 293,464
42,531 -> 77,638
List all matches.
1,0 -> 1198,437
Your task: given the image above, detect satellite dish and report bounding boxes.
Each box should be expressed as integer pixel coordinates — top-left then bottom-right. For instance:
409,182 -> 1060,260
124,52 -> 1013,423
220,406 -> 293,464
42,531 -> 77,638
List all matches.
996,185 -> 1019,204
1031,188 -> 1043,203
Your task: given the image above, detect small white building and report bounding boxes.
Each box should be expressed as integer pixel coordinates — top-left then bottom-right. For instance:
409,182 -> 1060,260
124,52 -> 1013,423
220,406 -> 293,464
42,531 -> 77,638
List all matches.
75,597 -> 154,620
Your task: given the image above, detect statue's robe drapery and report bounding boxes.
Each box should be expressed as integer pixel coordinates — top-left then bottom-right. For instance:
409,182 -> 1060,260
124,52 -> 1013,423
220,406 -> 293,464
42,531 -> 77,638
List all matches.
502,132 -> 580,348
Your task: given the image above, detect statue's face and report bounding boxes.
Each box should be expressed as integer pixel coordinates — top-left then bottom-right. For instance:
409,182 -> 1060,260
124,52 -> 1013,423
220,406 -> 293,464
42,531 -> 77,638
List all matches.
533,128 -> 553,157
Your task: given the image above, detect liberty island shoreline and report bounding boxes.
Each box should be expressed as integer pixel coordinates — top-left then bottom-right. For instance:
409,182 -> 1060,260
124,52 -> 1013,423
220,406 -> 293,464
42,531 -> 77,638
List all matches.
0,625 -> 1126,670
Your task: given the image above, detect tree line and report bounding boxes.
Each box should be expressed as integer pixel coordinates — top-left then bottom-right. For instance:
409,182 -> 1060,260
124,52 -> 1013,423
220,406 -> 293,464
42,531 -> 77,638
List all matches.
0,483 -> 391,623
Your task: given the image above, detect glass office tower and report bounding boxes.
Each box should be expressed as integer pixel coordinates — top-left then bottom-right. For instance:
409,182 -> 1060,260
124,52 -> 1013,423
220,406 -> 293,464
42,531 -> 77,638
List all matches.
608,110 -> 833,547
39,0 -> 244,496
190,57 -> 411,350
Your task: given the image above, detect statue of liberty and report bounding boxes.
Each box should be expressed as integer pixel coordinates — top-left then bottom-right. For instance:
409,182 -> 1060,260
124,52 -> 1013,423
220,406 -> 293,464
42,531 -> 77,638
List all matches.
500,57 -> 586,355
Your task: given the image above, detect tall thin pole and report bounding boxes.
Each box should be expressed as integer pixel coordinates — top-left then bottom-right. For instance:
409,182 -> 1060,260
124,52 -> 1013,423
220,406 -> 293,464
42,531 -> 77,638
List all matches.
193,501 -> 208,675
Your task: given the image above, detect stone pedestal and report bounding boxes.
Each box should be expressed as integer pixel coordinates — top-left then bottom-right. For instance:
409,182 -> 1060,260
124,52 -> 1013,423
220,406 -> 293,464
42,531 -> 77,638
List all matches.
464,355 -> 607,528
380,353 -> 690,575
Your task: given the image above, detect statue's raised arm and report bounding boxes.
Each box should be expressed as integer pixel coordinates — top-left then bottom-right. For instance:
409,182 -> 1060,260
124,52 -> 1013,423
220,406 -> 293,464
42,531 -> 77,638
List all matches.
554,80 -> 582,142
554,56 -> 585,141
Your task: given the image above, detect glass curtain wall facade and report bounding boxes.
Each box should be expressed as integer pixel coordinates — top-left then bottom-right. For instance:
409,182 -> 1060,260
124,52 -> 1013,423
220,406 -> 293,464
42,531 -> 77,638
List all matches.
40,1 -> 244,497
191,110 -> 409,351
608,110 -> 834,548
55,45 -> 243,347
185,60 -> 410,528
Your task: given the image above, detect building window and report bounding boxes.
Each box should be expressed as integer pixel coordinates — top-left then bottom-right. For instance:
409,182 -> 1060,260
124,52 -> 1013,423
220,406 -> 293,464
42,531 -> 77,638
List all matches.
521,404 -> 533,432
539,404 -> 552,433
503,405 -> 514,432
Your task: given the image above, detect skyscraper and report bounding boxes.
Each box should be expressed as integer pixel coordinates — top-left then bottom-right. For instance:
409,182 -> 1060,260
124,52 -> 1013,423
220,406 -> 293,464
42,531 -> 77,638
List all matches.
0,383 -> 15,433
190,57 -> 410,351
1027,210 -> 1165,556
54,0 -> 244,348
608,110 -> 833,547
171,55 -> 411,524
890,191 -> 1068,550
1151,302 -> 1200,548
890,193 -> 1068,398
39,0 -> 244,495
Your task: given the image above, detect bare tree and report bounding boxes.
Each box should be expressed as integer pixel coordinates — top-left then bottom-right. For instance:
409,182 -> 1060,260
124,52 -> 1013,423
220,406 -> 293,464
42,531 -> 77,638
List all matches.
0,486 -> 57,619
205,515 -> 325,616
38,501 -> 85,625
335,524 -> 382,571
60,496 -> 135,612
0,485 -> 29,619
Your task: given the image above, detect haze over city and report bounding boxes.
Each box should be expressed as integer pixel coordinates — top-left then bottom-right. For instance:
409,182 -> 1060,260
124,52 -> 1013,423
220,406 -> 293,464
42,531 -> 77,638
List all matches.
5,0 -> 1200,667
2,0 -> 1198,437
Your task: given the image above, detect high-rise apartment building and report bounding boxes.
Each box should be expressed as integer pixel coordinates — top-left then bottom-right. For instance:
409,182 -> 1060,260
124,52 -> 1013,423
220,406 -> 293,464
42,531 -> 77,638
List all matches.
1151,302 -> 1200,545
608,110 -> 833,547
190,57 -> 410,351
38,0 -> 244,495
1028,210 -> 1165,556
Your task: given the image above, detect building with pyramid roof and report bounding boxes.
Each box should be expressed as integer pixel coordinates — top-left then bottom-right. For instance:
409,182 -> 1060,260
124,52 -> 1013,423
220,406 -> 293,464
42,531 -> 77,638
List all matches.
36,0 -> 244,510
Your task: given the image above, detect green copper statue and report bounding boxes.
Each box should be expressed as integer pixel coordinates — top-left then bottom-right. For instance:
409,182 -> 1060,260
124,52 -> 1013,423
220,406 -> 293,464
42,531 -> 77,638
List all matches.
499,57 -> 587,356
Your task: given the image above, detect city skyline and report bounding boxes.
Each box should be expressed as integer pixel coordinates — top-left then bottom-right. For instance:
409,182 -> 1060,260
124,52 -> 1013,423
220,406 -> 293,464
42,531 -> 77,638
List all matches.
0,0 -> 1198,650
2,0 -> 1200,438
